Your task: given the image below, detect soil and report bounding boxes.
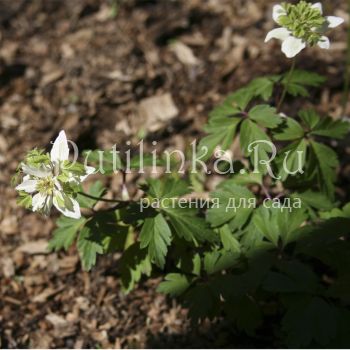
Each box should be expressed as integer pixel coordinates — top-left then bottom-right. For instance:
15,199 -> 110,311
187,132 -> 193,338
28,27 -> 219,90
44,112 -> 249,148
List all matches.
0,0 -> 348,348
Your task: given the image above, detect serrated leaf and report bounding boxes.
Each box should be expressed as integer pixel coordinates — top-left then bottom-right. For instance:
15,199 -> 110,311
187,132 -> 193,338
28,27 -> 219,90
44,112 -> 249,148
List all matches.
274,117 -> 304,141
219,225 -> 241,253
145,177 -> 190,199
263,261 -> 318,293
248,104 -> 281,128
204,250 -> 240,275
139,213 -> 172,268
207,182 -> 255,228
163,205 -> 214,243
311,116 -> 350,139
198,117 -> 241,161
157,273 -> 192,296
120,243 -> 152,293
277,139 -> 307,181
240,119 -> 273,174
77,225 -> 104,271
282,296 -> 337,347
299,109 -> 320,129
48,216 -> 86,252
283,70 -> 326,97
310,141 -> 338,199
253,204 -> 306,247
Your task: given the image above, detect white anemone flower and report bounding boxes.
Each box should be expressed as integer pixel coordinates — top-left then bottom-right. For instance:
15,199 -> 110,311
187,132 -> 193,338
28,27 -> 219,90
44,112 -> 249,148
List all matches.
265,2 -> 344,58
16,130 -> 95,219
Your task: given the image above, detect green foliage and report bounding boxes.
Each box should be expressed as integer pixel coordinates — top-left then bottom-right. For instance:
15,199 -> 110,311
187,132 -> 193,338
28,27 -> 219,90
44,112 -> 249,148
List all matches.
48,216 -> 86,252
139,213 -> 172,268
44,60 -> 350,348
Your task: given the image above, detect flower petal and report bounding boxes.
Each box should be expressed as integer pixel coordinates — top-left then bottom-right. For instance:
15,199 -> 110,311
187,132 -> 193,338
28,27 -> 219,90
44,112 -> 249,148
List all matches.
22,164 -> 51,178
281,36 -> 306,58
80,166 -> 96,182
53,192 -> 81,219
326,16 -> 344,28
272,4 -> 286,23
32,192 -> 48,211
50,130 -> 69,163
311,2 -> 323,14
318,36 -> 330,49
16,179 -> 38,193
265,27 -> 291,43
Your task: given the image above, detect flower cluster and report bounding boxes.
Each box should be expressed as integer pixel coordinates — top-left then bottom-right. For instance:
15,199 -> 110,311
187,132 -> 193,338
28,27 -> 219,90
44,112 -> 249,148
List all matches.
15,131 -> 95,219
265,1 -> 344,58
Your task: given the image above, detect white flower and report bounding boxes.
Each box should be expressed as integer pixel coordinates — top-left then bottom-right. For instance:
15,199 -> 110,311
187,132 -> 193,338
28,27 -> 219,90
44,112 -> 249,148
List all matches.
265,2 -> 344,58
16,130 -> 95,219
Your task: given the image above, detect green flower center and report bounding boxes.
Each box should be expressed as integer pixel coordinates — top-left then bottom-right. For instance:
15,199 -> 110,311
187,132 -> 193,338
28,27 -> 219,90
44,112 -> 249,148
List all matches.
37,176 -> 55,195
278,1 -> 326,46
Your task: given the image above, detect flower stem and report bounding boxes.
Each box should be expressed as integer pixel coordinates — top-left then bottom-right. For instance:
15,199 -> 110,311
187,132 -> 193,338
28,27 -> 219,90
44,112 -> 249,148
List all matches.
342,0 -> 350,117
78,191 -> 128,203
277,57 -> 296,113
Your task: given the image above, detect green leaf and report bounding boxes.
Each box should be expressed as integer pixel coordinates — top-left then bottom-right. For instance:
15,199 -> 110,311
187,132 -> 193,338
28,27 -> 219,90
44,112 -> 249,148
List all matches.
274,117 -> 304,141
311,116 -> 350,139
163,205 -> 214,243
292,190 -> 334,211
240,119 -> 273,173
139,213 -> 172,268
204,250 -> 240,275
248,104 -> 281,128
48,216 -> 86,252
299,109 -> 320,129
198,117 -> 241,161
246,76 -> 279,101
282,296 -> 337,347
120,243 -> 152,293
157,273 -> 192,296
283,70 -> 326,97
83,149 -> 123,174
253,204 -> 306,247
231,172 -> 263,186
145,177 -> 190,199
263,261 -> 318,293
277,139 -> 307,181
226,296 -> 262,335
17,191 -> 32,209
219,225 -> 241,253
310,141 -> 338,199
77,181 -> 106,209
207,182 -> 255,228
77,225 -> 104,271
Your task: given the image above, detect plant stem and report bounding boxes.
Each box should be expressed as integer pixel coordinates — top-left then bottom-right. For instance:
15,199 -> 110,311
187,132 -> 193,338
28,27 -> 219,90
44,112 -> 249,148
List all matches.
342,0 -> 350,117
78,191 -> 127,203
277,57 -> 296,113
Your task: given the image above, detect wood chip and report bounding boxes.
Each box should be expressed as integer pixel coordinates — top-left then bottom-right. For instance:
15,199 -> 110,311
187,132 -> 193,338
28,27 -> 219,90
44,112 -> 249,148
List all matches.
138,93 -> 179,132
16,240 -> 48,255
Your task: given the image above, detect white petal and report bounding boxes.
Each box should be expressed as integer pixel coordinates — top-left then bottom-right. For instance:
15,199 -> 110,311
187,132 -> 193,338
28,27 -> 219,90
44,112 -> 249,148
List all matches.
16,179 -> 38,193
50,130 -> 69,163
311,2 -> 322,14
53,192 -> 81,219
272,4 -> 286,23
318,36 -> 330,49
22,164 -> 51,178
265,27 -> 291,42
80,166 -> 96,182
32,192 -> 48,211
281,36 -> 306,58
326,16 -> 344,28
